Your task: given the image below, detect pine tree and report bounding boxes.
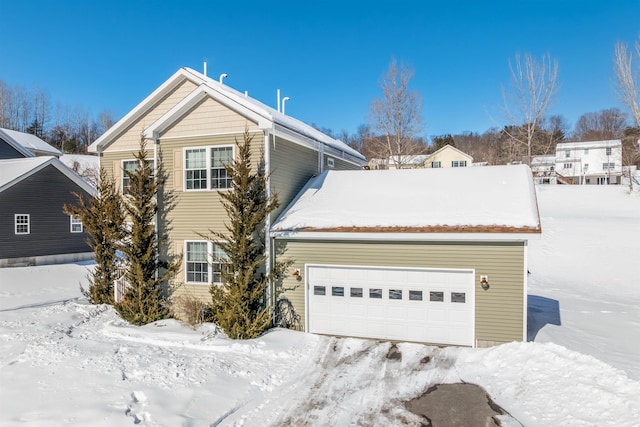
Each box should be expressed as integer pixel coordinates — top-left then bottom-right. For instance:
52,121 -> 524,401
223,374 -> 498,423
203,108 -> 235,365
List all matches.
208,129 -> 292,339
64,168 -> 124,305
116,140 -> 180,325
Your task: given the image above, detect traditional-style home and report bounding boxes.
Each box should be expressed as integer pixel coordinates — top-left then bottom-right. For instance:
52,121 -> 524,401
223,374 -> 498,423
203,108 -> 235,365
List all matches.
423,144 -> 473,168
87,67 -> 366,306
555,140 -> 622,185
0,156 -> 96,267
0,127 -> 62,159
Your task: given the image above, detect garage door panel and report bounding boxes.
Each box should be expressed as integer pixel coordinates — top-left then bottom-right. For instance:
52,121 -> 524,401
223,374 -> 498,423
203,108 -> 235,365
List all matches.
308,265 -> 474,346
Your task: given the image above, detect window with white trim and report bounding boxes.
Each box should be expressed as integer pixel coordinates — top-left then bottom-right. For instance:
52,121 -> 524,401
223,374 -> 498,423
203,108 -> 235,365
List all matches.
602,162 -> 615,170
184,146 -> 233,190
451,160 -> 467,167
431,161 -> 441,168
15,214 -> 30,235
327,157 -> 335,168
70,216 -> 83,233
565,150 -> 570,158
563,163 -> 572,169
122,159 -> 154,193
185,241 -> 228,284
606,147 -> 612,155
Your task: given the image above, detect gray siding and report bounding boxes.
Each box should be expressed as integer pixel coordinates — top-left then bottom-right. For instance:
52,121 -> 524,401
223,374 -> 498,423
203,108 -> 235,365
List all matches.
0,138 -> 27,159
0,165 -> 92,259
274,239 -> 526,344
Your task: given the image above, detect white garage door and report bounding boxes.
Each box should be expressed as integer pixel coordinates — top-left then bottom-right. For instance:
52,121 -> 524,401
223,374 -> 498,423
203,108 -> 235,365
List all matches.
307,265 -> 475,346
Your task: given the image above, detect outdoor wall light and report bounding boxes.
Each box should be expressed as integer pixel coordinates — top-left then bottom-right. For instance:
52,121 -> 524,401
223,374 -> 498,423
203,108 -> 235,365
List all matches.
480,275 -> 490,291
292,269 -> 301,281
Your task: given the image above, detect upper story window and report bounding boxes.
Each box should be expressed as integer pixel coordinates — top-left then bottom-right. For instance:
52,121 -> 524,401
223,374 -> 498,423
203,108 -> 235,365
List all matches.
327,157 -> 335,169
603,162 -> 615,170
185,146 -> 233,190
122,159 -> 154,193
584,149 -> 589,154
15,214 -> 30,235
452,160 -> 467,167
431,161 -> 441,168
70,216 -> 83,233
565,150 -> 570,158
584,163 -> 589,171
606,147 -> 612,155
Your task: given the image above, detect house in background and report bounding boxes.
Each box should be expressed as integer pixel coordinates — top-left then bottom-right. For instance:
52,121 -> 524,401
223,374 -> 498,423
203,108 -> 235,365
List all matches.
555,140 -> 622,185
423,144 -> 473,168
0,127 -> 62,159
531,155 -> 556,184
272,165 -> 540,347
0,156 -> 96,267
88,67 -> 366,308
387,154 -> 429,169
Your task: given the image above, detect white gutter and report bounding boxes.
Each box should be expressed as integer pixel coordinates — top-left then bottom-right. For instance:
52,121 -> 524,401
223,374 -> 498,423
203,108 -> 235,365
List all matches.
270,230 -> 541,242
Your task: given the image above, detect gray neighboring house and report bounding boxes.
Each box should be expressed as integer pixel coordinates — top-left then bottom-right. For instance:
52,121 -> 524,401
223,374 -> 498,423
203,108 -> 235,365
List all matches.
0,156 -> 96,267
0,127 -> 62,159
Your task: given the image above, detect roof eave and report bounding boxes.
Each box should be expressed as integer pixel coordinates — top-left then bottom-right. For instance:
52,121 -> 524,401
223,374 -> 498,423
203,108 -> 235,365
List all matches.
270,229 -> 542,242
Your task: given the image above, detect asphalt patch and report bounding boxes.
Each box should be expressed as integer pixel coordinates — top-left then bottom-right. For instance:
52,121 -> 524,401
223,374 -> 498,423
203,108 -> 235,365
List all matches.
405,383 -> 521,426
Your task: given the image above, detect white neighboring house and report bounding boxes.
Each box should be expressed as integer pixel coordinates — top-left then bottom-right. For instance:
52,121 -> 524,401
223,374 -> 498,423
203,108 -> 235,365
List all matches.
555,140 -> 622,185
531,155 -> 556,184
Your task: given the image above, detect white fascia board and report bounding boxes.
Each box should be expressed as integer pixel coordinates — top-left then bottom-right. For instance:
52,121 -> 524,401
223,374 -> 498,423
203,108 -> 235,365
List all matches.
270,231 -> 541,242
88,69 -> 192,153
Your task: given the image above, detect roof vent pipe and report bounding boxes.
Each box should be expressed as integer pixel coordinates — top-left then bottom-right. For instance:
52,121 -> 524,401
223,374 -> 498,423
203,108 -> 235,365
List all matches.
245,91 -> 248,97
203,62 -> 207,77
219,73 -> 228,84
282,97 -> 290,115
277,89 -> 281,113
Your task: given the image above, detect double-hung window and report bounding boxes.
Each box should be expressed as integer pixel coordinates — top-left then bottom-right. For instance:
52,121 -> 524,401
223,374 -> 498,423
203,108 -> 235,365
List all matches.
15,214 -> 30,235
185,146 -> 233,190
431,161 -> 441,168
606,147 -> 612,155
70,216 -> 83,233
185,241 -> 228,284
451,160 -> 467,167
122,159 -> 154,193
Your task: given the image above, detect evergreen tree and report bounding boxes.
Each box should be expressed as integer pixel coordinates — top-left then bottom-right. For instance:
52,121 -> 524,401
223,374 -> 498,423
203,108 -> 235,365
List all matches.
64,168 -> 124,305
208,129 -> 291,340
116,140 -> 180,325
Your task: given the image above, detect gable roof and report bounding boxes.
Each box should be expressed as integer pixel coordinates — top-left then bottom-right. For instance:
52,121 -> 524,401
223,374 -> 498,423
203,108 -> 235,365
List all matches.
0,128 -> 62,157
387,154 -> 430,167
556,139 -> 622,150
89,68 -> 365,164
425,144 -> 473,162
271,165 -> 540,237
0,156 -> 96,196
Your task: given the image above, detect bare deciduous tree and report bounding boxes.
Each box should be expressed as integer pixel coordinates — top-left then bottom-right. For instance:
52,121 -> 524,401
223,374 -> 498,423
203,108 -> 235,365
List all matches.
502,52 -> 559,165
368,58 -> 425,167
614,36 -> 640,190
573,108 -> 628,141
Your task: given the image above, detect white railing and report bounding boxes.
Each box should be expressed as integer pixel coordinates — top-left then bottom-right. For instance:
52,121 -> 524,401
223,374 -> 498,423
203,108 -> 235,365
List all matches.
114,263 -> 130,303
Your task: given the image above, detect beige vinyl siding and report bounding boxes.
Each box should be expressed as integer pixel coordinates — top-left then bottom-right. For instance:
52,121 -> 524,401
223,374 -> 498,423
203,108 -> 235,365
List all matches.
160,133 -> 264,244
105,79 -> 199,152
425,146 -> 473,168
274,239 -> 525,344
269,136 -> 320,221
162,97 -> 259,138
100,150 -> 143,192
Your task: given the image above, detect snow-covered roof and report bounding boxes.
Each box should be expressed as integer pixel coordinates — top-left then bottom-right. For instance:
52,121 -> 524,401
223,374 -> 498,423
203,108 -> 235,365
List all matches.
556,140 -> 621,150
89,68 -> 365,165
387,155 -> 429,166
272,164 -> 540,235
0,156 -> 96,195
59,154 -> 100,172
531,155 -> 555,164
0,127 -> 62,157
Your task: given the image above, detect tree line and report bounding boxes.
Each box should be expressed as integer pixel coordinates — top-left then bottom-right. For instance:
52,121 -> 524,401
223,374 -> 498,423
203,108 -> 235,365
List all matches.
0,79 -> 115,153
317,36 -> 640,169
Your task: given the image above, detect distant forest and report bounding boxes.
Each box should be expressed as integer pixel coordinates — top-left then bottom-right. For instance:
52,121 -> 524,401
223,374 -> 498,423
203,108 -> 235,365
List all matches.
1,78 -> 638,167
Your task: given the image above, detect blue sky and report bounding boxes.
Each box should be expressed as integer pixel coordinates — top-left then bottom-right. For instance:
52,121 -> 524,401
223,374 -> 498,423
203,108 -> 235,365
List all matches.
1,1 -> 638,139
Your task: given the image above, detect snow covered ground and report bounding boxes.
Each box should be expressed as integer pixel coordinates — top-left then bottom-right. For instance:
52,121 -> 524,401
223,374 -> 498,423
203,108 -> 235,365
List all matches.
1,185 -> 639,426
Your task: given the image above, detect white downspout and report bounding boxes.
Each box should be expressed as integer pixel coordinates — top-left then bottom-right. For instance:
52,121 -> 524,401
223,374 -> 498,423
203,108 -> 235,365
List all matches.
264,128 -> 272,308
153,132 -> 159,281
